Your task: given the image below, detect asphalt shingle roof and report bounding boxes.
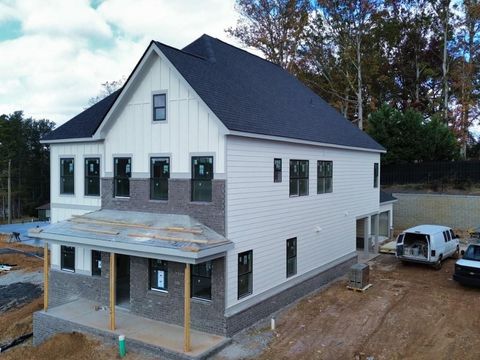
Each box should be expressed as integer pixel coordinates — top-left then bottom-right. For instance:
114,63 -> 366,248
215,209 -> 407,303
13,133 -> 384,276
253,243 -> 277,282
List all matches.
42,89 -> 121,141
43,35 -> 384,151
380,191 -> 397,203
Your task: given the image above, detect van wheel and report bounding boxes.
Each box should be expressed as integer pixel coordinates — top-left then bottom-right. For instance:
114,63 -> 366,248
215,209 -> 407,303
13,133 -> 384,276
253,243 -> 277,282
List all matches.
434,255 -> 443,270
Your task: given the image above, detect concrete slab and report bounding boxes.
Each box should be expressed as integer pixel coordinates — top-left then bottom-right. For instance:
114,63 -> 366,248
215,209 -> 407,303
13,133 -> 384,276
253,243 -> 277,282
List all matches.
45,299 -> 228,358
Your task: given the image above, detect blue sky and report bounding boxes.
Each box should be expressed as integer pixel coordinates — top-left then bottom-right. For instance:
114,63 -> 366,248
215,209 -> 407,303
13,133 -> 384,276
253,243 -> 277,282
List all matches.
0,0 -> 241,126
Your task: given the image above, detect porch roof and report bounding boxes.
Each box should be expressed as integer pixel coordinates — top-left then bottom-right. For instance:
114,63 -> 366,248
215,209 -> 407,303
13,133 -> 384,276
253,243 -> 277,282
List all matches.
29,209 -> 232,264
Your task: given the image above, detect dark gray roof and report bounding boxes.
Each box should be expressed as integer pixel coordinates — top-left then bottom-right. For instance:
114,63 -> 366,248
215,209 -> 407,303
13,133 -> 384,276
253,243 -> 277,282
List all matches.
380,191 -> 397,204
43,89 -> 121,141
43,35 -> 384,151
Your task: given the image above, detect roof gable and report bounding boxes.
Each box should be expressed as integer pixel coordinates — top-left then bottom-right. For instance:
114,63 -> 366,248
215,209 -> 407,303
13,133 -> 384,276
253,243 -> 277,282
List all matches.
43,35 -> 384,152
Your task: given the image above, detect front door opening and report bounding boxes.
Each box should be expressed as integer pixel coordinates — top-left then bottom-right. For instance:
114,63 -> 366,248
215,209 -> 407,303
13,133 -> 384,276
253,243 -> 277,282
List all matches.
116,254 -> 130,308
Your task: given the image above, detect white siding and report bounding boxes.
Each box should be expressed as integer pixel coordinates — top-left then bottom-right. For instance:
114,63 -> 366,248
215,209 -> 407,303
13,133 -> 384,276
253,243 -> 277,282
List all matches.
50,142 -> 103,223
225,136 -> 380,309
103,54 -> 226,175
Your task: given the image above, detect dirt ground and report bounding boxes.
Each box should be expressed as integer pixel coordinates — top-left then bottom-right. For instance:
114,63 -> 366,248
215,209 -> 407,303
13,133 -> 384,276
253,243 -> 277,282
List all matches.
2,251 -> 479,359
1,332 -> 149,360
256,255 -> 480,360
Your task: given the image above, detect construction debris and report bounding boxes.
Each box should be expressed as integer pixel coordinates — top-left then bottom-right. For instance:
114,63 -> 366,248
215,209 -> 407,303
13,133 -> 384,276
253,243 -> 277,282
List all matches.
0,333 -> 33,353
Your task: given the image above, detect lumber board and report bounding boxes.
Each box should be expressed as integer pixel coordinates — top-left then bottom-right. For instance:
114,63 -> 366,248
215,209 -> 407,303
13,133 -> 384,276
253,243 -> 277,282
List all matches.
347,284 -> 372,293
44,242 -> 48,312
127,233 -> 209,244
72,226 -> 119,235
70,217 -> 203,234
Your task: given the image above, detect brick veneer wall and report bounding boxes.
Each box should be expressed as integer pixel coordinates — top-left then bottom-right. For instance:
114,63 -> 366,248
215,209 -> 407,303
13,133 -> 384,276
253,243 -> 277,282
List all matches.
101,178 -> 225,235
130,256 -> 226,335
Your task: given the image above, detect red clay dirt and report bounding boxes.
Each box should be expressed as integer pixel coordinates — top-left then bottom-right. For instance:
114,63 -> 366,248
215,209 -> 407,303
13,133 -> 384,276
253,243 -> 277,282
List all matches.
257,255 -> 480,360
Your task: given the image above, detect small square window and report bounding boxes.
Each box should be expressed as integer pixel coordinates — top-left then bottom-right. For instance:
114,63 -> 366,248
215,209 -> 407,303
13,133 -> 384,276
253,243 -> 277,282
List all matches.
153,94 -> 166,121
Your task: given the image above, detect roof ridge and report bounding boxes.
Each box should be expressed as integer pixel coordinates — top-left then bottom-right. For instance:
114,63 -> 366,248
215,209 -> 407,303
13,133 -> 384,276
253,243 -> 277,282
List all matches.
201,34 -> 283,68
154,40 -> 208,61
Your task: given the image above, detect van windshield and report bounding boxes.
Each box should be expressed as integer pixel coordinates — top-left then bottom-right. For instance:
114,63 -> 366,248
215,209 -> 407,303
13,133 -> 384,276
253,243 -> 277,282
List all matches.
463,245 -> 480,261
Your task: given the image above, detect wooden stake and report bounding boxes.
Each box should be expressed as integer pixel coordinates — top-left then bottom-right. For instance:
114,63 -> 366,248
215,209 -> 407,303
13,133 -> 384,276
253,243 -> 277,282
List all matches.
43,241 -> 48,312
109,252 -> 116,331
184,263 -> 191,353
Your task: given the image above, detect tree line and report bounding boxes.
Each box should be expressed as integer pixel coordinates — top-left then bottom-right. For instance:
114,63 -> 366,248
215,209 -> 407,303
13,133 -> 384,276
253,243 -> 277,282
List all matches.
227,0 -> 480,162
0,112 -> 54,220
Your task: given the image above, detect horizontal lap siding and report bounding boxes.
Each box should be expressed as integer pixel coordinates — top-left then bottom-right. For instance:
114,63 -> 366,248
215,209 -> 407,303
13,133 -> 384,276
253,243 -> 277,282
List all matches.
225,136 -> 379,309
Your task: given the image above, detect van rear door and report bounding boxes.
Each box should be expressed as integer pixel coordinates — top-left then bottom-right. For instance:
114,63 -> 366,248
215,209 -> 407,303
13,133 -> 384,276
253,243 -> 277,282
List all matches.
396,234 -> 405,256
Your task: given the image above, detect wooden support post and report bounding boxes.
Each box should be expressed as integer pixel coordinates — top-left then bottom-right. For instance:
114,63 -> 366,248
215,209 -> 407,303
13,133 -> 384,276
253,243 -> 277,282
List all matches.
110,252 -> 116,331
43,241 -> 48,312
184,263 -> 191,353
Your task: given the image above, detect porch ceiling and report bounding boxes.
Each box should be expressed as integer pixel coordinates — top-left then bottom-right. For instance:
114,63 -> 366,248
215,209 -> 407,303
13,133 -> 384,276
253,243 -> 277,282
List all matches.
29,209 -> 232,264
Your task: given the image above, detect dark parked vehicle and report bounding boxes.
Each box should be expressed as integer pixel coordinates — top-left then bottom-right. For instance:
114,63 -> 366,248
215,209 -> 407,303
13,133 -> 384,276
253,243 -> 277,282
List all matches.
453,244 -> 480,287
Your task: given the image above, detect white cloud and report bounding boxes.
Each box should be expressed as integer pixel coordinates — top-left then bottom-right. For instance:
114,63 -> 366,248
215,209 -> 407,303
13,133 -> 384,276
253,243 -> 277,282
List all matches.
0,0 -> 245,126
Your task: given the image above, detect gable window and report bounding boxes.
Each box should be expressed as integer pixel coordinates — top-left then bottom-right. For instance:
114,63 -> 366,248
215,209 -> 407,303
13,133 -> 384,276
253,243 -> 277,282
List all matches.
61,245 -> 75,272
149,259 -> 168,291
286,238 -> 297,277
274,158 -> 282,183
85,158 -> 100,196
374,163 -> 379,188
317,161 -> 333,194
289,160 -> 309,196
60,158 -> 74,194
153,94 -> 166,121
114,157 -> 131,197
91,250 -> 102,276
192,156 -> 213,202
150,157 -> 170,200
191,261 -> 212,300
238,250 -> 253,299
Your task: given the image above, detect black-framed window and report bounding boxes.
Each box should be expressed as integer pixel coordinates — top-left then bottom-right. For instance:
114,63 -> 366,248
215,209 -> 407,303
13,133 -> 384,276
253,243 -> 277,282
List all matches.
91,250 -> 102,276
192,156 -> 213,202
149,259 -> 168,291
286,238 -> 297,278
289,160 -> 309,196
61,245 -> 75,272
153,94 -> 166,121
374,163 -> 379,188
191,261 -> 212,300
150,157 -> 170,200
85,158 -> 100,196
114,157 -> 131,197
238,250 -> 253,299
317,161 -> 333,194
274,158 -> 282,183
60,158 -> 74,194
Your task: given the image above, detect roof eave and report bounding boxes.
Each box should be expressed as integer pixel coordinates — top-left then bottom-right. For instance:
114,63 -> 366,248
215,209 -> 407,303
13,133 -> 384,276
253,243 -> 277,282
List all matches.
40,136 -> 104,145
228,131 -> 386,153
29,230 -> 232,264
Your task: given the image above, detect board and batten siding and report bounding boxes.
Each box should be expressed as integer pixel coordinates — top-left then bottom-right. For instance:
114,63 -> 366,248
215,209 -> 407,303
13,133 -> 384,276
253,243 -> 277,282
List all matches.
103,53 -> 227,176
50,142 -> 104,223
225,136 -> 380,310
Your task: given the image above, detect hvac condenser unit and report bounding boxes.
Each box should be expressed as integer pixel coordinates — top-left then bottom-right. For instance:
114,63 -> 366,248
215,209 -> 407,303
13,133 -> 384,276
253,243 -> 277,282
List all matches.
348,263 -> 370,289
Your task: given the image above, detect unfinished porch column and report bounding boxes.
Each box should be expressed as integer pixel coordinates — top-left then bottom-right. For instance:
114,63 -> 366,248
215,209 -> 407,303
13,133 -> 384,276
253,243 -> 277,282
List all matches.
363,217 -> 370,256
375,214 -> 380,253
184,263 -> 191,353
43,241 -> 48,311
109,252 -> 116,330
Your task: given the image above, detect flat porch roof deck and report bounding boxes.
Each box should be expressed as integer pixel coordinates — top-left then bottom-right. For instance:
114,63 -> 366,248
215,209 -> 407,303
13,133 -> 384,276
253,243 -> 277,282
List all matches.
43,299 -> 228,358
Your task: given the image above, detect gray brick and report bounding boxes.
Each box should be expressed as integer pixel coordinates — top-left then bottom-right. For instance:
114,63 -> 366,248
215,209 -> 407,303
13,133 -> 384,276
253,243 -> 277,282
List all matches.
101,178 -> 225,235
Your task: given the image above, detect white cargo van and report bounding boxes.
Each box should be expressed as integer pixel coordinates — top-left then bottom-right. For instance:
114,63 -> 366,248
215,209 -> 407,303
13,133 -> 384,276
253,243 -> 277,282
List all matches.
396,225 -> 460,269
